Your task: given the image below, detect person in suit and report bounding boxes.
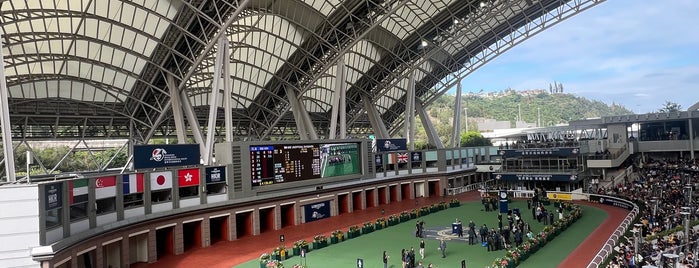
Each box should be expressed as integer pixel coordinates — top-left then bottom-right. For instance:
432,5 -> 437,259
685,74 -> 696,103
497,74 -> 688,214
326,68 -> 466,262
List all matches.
439,238 -> 447,258
468,225 -> 476,245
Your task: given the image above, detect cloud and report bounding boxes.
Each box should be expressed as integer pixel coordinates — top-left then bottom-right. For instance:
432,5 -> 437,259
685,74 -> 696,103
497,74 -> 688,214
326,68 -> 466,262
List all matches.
460,0 -> 699,113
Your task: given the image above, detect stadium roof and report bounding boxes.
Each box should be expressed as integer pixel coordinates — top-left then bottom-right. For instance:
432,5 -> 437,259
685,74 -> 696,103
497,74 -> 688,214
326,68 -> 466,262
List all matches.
0,0 -> 604,141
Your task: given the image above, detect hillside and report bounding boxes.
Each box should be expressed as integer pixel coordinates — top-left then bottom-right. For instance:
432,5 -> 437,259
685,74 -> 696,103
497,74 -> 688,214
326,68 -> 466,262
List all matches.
428,89 -> 632,127
414,89 -> 633,147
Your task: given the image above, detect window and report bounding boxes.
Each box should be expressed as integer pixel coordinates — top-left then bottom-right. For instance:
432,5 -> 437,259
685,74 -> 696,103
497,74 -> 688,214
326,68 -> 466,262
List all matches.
96,197 -> 116,215
124,192 -> 144,208
45,208 -> 62,229
151,189 -> 172,203
179,186 -> 199,199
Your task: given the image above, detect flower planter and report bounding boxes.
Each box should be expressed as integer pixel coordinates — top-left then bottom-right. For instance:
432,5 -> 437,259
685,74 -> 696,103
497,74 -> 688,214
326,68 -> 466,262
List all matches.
331,236 -> 339,244
260,263 -> 267,268
293,247 -> 300,256
375,223 -> 383,230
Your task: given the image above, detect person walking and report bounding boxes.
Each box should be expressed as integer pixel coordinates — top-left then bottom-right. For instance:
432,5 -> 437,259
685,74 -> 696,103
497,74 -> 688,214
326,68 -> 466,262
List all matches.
439,238 -> 447,258
419,239 -> 425,259
383,250 -> 389,268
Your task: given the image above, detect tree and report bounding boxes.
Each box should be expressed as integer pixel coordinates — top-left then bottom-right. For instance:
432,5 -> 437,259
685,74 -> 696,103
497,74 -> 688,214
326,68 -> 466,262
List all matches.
460,131 -> 492,147
658,101 -> 682,113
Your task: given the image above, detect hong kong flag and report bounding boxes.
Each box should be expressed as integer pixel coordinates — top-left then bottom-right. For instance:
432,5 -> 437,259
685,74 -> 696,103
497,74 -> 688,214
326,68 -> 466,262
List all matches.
178,168 -> 200,187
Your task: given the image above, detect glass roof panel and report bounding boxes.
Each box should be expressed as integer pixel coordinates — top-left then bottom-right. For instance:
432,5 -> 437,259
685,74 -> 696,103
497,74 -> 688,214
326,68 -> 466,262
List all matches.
189,14 -> 308,108
1,0 -> 180,104
306,0 -> 342,16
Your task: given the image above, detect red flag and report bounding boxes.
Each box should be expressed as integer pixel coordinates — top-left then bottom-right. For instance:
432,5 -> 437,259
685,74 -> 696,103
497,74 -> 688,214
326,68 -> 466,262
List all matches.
178,168 -> 200,187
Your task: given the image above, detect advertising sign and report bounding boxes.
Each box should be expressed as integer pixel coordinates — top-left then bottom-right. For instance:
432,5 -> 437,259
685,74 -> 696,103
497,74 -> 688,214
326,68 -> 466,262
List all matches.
133,144 -> 200,169
589,195 -> 634,210
497,147 -> 580,158
547,193 -> 573,201
304,200 -> 331,222
493,173 -> 579,182
45,182 -> 63,210
376,139 -> 407,152
205,166 -> 226,184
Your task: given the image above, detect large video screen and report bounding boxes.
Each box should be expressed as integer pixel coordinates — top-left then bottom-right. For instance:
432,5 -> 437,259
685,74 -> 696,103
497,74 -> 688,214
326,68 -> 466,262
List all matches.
250,142 -> 360,186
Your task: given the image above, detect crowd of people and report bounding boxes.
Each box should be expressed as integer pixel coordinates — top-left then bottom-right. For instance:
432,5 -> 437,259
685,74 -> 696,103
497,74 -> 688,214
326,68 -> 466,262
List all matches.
387,189 -> 565,268
597,157 -> 699,267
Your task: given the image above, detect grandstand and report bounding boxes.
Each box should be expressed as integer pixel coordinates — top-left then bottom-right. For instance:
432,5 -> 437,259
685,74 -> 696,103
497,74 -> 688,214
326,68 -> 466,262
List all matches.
4,0 -> 693,268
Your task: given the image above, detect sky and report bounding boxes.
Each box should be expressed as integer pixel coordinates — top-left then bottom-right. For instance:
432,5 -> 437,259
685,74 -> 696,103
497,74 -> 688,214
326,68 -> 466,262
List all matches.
455,0 -> 699,114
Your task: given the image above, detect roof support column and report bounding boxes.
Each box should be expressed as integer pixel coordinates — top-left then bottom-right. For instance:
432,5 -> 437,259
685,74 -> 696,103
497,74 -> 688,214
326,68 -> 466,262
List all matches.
204,37 -> 229,165
362,95 -> 389,139
405,71 -> 416,150
416,101 -> 444,149
0,36 -> 16,182
180,85 -> 206,157
689,118 -> 695,159
222,40 -> 233,142
166,74 -> 187,144
452,82 -> 463,148
329,58 -> 346,139
284,87 -> 308,140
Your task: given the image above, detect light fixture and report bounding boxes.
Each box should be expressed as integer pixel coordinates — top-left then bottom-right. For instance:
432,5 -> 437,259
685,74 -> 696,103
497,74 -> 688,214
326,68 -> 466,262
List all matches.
480,2 -> 486,7
420,40 -> 428,47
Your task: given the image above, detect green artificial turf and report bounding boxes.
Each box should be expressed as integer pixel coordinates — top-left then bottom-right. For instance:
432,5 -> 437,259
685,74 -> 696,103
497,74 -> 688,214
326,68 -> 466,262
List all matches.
236,200 -> 607,268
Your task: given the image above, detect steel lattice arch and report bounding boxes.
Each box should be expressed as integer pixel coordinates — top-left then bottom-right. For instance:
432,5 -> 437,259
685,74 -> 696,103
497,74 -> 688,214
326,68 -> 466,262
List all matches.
1,0 -> 606,142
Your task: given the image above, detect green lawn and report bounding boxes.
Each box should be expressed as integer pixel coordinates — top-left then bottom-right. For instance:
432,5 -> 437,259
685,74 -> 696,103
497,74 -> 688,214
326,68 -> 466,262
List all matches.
236,200 -> 607,268
321,152 -> 360,178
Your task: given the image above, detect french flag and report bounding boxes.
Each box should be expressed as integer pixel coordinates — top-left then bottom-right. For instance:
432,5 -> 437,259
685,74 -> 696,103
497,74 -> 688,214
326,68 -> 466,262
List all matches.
123,173 -> 144,194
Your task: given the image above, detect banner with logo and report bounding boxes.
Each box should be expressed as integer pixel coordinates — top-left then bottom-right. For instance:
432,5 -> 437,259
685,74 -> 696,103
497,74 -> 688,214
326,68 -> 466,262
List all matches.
205,166 -> 226,184
493,173 -> 579,182
497,147 -> 580,158
95,176 -> 117,199
304,200 -> 330,222
178,168 -> 201,187
376,139 -> 407,152
123,173 -> 144,194
410,152 -> 422,163
133,144 -> 200,169
589,195 -> 634,210
374,154 -> 383,167
44,182 -> 63,210
150,171 -> 173,191
546,193 -> 573,201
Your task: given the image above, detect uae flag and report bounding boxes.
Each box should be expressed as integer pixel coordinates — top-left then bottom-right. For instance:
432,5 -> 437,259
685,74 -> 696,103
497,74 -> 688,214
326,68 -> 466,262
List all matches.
150,171 -> 173,191
178,168 -> 200,187
123,173 -> 144,194
69,179 -> 88,204
95,176 -> 117,199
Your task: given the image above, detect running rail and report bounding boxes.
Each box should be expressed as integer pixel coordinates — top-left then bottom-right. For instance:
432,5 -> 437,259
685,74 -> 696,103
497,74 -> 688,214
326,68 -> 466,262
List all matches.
586,194 -> 639,268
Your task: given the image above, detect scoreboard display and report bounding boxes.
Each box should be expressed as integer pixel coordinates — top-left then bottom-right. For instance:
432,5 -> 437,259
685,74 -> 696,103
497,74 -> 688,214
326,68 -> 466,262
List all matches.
249,142 -> 361,187
250,144 -> 321,186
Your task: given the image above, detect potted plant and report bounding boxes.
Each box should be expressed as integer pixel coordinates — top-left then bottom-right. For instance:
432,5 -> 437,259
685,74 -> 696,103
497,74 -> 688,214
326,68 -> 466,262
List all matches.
331,229 -> 343,244
292,240 -> 309,255
313,234 -> 327,249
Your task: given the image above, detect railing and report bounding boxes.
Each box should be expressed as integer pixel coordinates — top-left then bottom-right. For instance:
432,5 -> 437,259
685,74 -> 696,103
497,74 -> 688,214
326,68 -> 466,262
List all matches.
446,179 -> 494,195
586,195 -> 639,268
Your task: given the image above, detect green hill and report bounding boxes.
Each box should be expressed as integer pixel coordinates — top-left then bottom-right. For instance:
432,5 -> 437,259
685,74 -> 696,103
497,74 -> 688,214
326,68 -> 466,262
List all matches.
414,89 -> 633,148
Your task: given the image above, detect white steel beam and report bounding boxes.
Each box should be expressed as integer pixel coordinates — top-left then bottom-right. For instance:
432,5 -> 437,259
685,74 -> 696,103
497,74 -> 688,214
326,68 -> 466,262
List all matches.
166,74 -> 187,143
452,82 -> 463,147
0,36 -> 16,182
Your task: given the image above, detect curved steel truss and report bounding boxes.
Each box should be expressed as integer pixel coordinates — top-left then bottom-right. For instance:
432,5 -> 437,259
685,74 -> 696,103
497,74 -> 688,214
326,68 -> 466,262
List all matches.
1,0 -> 607,141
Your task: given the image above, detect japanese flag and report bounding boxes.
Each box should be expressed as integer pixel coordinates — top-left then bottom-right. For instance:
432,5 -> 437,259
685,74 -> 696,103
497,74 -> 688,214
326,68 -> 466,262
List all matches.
150,171 -> 173,191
